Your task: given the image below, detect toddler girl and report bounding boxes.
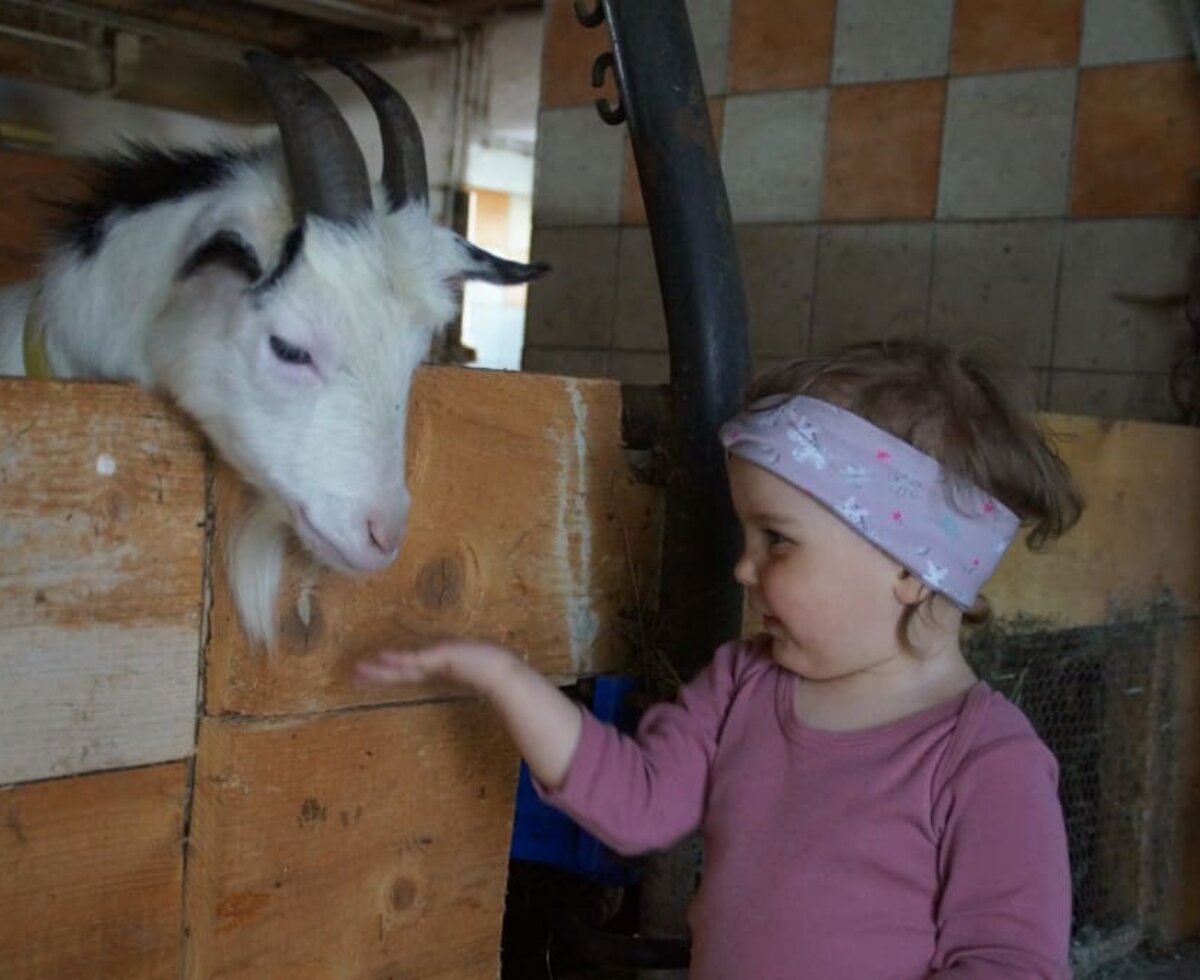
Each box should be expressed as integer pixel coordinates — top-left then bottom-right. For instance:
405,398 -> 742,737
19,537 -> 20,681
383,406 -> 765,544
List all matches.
357,339 -> 1083,980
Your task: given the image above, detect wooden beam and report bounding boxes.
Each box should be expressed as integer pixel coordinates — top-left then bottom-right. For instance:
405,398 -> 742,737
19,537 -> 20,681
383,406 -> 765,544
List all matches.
0,31 -> 110,90
249,0 -> 460,40
0,150 -> 88,288
35,0 -> 343,59
110,40 -> 278,125
0,762 -> 188,979
206,366 -> 661,716
184,705 -> 518,979
987,414 -> 1200,626
0,29 -> 274,122
0,380 -> 206,784
1165,618 -> 1200,941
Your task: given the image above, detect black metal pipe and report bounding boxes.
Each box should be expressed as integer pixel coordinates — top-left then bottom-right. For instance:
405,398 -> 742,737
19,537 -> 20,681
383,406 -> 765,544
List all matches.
601,0 -> 750,680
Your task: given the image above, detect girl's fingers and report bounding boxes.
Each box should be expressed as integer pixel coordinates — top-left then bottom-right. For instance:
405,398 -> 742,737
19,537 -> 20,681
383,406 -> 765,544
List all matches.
378,649 -> 422,667
355,658 -> 423,684
356,642 -> 496,687
354,661 -> 401,682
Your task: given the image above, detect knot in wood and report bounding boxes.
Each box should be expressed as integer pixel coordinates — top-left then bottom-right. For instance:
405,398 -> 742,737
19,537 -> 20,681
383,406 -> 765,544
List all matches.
416,552 -> 465,610
390,876 -> 417,911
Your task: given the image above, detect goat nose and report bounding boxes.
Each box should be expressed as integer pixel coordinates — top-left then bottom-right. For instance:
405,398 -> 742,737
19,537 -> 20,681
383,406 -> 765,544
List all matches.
367,514 -> 405,555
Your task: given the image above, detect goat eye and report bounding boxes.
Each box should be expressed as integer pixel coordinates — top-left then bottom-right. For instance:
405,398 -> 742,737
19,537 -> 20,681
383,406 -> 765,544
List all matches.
269,335 -> 313,366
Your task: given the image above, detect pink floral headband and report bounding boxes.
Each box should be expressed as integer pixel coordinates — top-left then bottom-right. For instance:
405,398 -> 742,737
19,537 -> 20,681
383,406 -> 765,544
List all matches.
718,395 -> 1019,608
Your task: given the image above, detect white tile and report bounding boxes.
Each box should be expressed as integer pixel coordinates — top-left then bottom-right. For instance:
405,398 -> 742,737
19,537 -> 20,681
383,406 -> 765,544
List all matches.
1047,369 -> 1179,422
521,346 -> 612,378
832,0 -> 955,84
929,221 -> 1064,367
736,224 -> 819,357
1053,218 -> 1195,373
938,69 -> 1077,219
687,0 -> 733,95
523,227 -> 619,348
722,89 -> 829,222
811,223 -> 934,351
533,106 -> 625,226
1081,0 -> 1191,65
609,350 -> 671,385
613,227 -> 668,351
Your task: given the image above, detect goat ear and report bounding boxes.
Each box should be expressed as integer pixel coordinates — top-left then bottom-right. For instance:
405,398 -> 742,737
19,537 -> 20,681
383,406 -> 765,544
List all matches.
455,236 -> 549,285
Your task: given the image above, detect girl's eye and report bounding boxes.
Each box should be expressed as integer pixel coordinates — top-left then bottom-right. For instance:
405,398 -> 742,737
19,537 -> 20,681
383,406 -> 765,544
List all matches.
764,529 -> 791,549
269,335 -> 313,366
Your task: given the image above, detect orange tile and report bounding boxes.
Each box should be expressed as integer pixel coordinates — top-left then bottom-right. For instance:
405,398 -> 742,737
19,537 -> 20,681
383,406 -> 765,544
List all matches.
822,80 -> 946,221
541,0 -> 618,109
952,0 -> 1082,74
622,98 -> 725,226
1072,60 -> 1200,217
729,0 -> 836,93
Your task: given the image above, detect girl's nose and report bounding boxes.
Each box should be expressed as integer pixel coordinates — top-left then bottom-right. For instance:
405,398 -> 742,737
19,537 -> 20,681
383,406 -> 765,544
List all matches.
733,549 -> 757,588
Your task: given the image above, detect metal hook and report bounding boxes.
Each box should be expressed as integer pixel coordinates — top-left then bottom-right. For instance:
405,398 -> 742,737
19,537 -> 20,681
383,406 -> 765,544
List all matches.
591,50 -> 626,125
573,0 -> 605,28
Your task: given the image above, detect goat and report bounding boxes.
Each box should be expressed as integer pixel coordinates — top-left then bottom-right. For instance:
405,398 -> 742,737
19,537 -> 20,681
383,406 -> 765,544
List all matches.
0,51 -> 546,648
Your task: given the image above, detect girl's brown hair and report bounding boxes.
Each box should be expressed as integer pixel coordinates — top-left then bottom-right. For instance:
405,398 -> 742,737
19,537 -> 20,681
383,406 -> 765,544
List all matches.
746,339 -> 1083,628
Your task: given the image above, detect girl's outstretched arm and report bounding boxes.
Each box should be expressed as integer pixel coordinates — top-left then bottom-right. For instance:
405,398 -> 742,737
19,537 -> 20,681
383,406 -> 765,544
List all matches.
356,642 -> 583,790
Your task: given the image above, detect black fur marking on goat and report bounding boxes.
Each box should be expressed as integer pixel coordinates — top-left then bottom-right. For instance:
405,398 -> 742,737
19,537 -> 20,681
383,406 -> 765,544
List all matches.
54,142 -> 254,257
179,231 -> 263,283
252,225 -> 306,295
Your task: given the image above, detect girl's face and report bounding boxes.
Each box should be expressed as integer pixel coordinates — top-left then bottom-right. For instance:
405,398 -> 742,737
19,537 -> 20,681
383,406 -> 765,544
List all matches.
728,456 -> 911,681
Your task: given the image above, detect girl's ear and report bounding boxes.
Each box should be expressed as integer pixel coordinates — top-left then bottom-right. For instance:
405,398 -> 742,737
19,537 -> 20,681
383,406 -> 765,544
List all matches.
893,568 -> 931,607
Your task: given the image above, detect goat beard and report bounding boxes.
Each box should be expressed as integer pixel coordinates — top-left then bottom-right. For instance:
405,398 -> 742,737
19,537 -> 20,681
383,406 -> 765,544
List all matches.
227,496 -> 292,650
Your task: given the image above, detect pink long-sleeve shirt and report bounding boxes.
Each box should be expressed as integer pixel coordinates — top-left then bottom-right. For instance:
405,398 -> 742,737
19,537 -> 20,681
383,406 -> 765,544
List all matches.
542,639 -> 1072,980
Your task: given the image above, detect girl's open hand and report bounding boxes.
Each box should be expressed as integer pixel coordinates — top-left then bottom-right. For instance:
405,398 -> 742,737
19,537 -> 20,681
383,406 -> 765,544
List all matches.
354,640 -> 518,693
357,639 -> 583,790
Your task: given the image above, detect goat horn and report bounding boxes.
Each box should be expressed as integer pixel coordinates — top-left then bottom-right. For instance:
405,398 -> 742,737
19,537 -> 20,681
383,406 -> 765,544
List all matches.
245,49 -> 372,225
332,58 -> 429,211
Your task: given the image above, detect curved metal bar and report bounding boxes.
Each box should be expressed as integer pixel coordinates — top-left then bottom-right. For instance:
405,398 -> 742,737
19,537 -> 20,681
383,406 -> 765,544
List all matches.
601,0 -> 750,680
595,97 -> 626,125
591,51 -> 626,125
573,0 -> 605,28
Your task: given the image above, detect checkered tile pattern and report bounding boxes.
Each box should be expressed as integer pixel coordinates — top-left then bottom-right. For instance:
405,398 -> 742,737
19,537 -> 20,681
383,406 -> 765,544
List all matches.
525,0 -> 1199,421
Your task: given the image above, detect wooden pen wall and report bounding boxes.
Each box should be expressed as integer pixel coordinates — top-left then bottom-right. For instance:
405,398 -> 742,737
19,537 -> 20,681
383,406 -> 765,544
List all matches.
0,370 -> 659,979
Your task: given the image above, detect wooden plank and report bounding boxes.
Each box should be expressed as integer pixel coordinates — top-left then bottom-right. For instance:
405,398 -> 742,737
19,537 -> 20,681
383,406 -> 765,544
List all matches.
0,244 -> 39,287
0,151 -> 88,287
1162,617 -> 1200,941
51,0 -> 320,52
184,702 -> 518,980
987,414 -> 1200,626
112,43 -> 276,125
206,367 -> 660,716
0,380 -> 206,783
0,761 -> 188,979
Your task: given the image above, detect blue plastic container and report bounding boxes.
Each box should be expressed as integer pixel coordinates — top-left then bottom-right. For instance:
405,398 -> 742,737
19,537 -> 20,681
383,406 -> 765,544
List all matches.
509,675 -> 640,886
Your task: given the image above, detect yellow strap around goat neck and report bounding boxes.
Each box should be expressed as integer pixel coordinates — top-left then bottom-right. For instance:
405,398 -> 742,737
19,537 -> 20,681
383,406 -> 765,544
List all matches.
22,299 -> 53,380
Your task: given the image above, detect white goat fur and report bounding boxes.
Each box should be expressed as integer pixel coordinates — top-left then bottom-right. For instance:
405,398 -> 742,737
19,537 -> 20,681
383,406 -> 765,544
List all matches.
0,145 -> 481,647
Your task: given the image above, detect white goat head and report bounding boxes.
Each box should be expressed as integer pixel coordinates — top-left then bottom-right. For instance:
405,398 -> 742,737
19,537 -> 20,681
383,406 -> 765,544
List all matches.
16,51 -> 546,648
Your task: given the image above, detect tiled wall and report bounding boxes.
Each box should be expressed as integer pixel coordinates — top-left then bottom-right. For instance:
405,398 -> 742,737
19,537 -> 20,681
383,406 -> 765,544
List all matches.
523,0 -> 1200,421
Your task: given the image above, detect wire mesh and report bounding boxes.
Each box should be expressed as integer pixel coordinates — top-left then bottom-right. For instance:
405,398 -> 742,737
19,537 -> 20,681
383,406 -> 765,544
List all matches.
965,611 -> 1176,971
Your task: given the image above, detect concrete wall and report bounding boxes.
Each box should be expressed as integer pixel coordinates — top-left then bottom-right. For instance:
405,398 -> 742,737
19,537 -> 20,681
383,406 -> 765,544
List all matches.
524,0 -> 1200,423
